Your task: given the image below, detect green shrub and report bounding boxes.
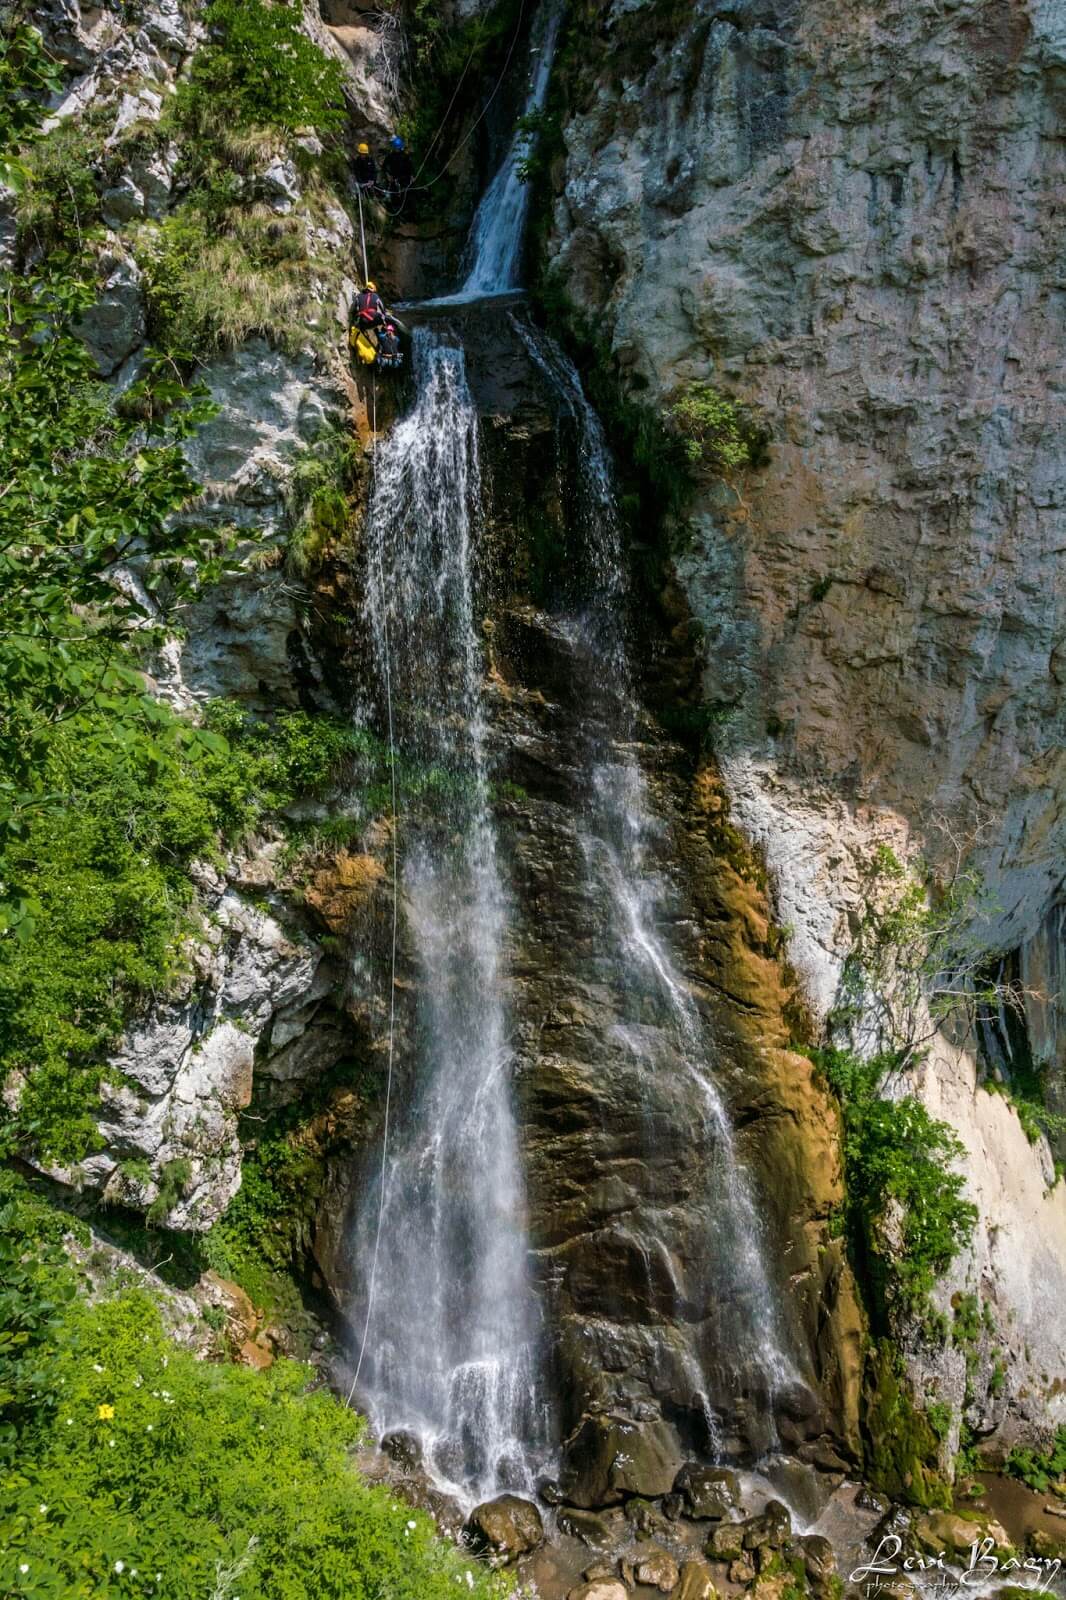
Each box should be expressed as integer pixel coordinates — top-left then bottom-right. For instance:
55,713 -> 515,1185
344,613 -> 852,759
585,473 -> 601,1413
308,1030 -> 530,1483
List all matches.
668,381 -> 769,475
814,1047 -> 977,1321
0,1172 -> 506,1600
1004,1427 -> 1066,1496
0,19 -> 63,190
13,116 -> 103,257
177,0 -> 347,135
0,706 -> 376,1165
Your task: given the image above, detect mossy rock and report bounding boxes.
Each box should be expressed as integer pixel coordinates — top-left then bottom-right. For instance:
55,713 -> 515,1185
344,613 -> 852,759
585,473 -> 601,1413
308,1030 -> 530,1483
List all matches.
863,1342 -> 952,1508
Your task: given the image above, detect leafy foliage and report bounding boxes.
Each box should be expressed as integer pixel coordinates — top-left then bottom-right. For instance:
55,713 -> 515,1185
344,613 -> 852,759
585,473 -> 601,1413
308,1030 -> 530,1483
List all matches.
0,1172 -> 507,1600
668,382 -> 769,475
1004,1427 -> 1066,1496
815,1047 -> 977,1321
178,0 -> 346,135
0,272 -> 228,848
0,19 -> 63,191
13,115 -> 103,257
835,842 -> 1017,1065
0,706 -> 374,1164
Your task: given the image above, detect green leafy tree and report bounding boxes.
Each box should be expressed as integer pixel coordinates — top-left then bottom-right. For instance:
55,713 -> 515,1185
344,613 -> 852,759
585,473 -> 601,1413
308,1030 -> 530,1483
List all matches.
0,272 -> 229,857
668,381 -> 768,476
179,0 -> 347,134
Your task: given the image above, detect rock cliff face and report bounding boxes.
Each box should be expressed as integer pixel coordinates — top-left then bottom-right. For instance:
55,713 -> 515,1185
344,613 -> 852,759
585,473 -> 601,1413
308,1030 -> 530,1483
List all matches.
544,0 -> 1066,1441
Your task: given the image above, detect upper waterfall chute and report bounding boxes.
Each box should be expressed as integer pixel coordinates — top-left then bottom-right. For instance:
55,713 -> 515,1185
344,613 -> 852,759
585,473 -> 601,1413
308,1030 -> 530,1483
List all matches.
429,2 -> 563,305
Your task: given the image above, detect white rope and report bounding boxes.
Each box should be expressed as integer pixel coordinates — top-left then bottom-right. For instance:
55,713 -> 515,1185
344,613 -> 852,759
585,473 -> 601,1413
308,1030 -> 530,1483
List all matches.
348,371 -> 399,1408
356,181 -> 370,285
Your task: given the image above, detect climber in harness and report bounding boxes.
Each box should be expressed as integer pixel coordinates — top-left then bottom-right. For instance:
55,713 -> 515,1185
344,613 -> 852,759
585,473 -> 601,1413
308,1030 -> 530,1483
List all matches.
382,135 -> 414,198
353,141 -> 377,191
376,320 -> 403,371
348,282 -> 405,371
354,280 -> 386,331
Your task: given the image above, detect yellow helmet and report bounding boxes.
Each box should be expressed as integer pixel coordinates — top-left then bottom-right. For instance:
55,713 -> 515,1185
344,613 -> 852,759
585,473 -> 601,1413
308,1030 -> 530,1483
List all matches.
365,280 -> 377,292
357,142 -> 370,155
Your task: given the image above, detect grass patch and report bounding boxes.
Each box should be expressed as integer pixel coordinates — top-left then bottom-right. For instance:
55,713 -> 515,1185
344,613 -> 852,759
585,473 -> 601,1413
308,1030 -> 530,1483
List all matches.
0,1169 -> 507,1600
141,194 -> 330,360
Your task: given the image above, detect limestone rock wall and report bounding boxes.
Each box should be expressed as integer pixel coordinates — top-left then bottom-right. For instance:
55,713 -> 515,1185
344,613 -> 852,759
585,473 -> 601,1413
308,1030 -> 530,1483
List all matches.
545,0 -> 1066,1442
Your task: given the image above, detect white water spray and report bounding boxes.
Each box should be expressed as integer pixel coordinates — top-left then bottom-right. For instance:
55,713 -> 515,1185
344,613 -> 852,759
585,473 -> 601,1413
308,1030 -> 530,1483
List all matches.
518,317 -> 802,1427
351,331 -> 548,1503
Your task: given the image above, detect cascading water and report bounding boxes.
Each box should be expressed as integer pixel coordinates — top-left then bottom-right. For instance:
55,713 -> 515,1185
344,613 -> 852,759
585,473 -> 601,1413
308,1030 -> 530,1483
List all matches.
350,330 -> 548,1502
348,0 -> 803,1500
517,319 -> 803,1441
433,3 -> 562,302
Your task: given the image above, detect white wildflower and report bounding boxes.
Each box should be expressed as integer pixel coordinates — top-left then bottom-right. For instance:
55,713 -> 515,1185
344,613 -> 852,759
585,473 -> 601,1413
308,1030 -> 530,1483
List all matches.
114,1560 -> 125,1573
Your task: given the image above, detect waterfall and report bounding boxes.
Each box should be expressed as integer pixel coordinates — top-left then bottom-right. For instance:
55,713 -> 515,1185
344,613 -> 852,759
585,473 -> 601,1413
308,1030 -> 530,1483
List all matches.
433,3 -> 562,304
517,318 -> 802,1438
351,330 -> 548,1503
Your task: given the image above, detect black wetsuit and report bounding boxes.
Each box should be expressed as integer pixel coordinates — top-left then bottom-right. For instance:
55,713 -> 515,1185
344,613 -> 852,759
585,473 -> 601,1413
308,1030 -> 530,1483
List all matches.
353,154 -> 377,189
383,149 -> 414,191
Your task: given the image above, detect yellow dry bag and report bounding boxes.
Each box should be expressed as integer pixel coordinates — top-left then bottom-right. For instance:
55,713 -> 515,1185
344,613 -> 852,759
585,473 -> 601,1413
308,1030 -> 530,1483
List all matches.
350,326 -> 377,365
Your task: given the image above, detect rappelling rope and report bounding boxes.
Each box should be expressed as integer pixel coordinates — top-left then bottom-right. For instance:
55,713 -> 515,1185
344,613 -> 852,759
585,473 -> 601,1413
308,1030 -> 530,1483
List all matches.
347,371 -> 399,1408
356,181 -> 370,285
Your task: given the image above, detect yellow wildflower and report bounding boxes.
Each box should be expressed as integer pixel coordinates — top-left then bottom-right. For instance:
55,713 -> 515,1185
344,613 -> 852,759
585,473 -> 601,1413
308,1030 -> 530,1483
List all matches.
97,1404 -> 115,1420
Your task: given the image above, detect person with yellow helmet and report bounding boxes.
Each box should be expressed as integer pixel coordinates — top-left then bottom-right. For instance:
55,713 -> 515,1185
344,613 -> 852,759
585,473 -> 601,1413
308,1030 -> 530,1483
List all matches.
353,140 -> 377,190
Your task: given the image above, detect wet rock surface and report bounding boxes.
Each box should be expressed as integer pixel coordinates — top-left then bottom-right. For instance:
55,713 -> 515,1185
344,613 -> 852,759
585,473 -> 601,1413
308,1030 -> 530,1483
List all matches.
464,1494 -> 545,1560
546,0 -> 1066,1435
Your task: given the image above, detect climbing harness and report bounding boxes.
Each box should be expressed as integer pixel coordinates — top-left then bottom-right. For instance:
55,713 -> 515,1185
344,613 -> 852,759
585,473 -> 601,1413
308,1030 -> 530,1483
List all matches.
348,370 -> 399,1408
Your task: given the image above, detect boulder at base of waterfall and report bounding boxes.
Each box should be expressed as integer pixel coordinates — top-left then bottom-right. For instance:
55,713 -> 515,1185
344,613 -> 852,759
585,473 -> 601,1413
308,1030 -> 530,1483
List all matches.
708,1521 -> 745,1561
674,1465 -> 741,1521
911,1510 -> 1011,1558
635,1543 -> 680,1592
743,1501 -> 792,1550
558,1506 -> 619,1548
671,1557 -> 718,1600
795,1534 -> 838,1591
625,1496 -> 670,1536
381,1429 -> 423,1472
464,1494 -> 545,1561
568,1584 -> 629,1600
560,1413 -> 684,1507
